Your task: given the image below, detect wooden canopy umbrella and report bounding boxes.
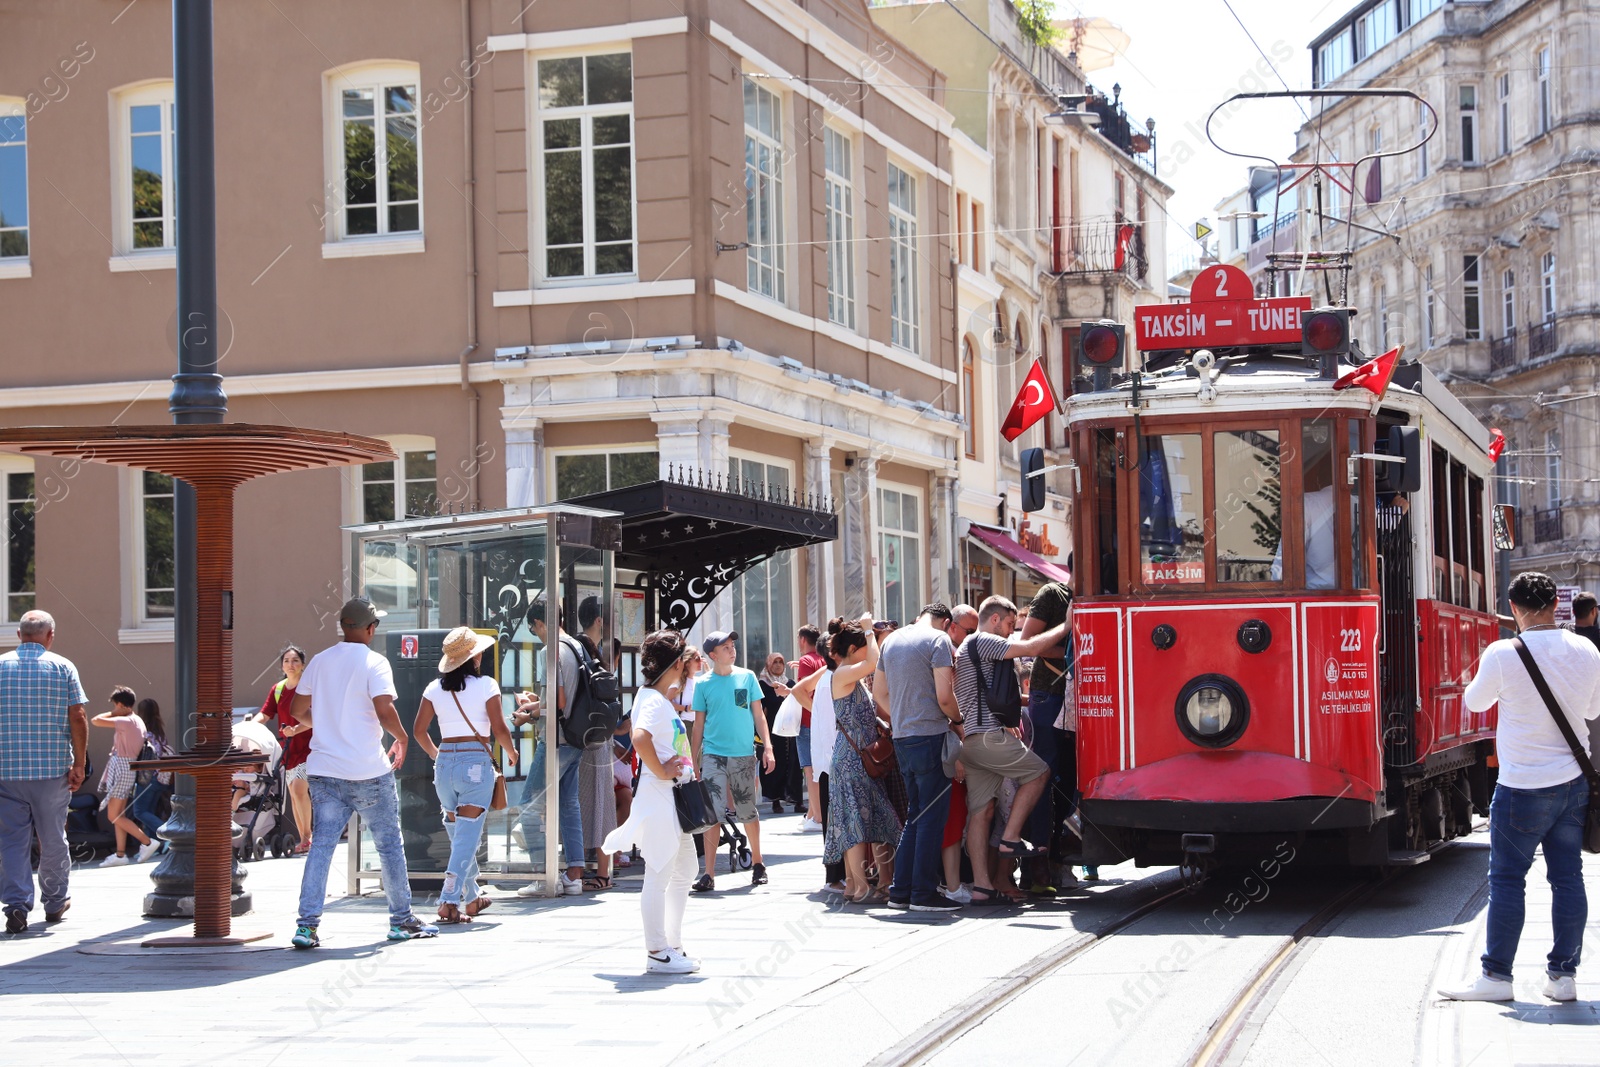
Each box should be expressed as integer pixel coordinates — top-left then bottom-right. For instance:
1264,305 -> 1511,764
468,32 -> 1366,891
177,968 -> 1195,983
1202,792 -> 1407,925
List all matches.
0,424 -> 393,945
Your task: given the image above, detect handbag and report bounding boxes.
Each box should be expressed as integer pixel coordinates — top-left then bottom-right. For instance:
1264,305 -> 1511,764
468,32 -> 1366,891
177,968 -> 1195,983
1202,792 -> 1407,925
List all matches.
672,776 -> 722,834
1510,637 -> 1600,854
452,692 -> 508,811
841,691 -> 896,780
941,729 -> 964,779
772,693 -> 803,737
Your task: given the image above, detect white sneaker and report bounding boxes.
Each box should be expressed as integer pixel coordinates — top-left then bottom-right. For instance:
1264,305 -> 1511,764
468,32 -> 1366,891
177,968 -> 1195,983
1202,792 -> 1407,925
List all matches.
820,881 -> 846,896
136,841 -> 161,863
1438,974 -> 1514,1002
672,946 -> 702,973
1543,974 -> 1577,1002
560,872 -> 584,896
942,884 -> 973,905
800,817 -> 824,833
515,882 -> 544,898
646,948 -> 696,975
99,853 -> 130,868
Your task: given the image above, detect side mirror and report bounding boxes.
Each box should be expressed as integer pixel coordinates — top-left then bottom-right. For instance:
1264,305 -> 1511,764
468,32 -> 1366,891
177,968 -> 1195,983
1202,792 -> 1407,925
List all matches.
1021,447 -> 1046,513
1381,426 -> 1422,494
1492,504 -> 1517,551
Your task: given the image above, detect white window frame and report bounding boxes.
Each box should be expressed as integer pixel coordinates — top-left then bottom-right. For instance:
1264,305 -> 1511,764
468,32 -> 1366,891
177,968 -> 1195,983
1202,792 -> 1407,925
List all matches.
1417,100 -> 1429,178
1540,251 -> 1556,321
823,125 -> 857,331
726,450 -> 798,670
0,98 -> 29,280
1459,84 -> 1478,165
320,61 -> 424,259
109,81 -> 177,270
1423,264 -> 1436,348
888,161 -> 921,355
544,444 -> 659,502
341,435 -> 437,627
532,46 -> 637,286
0,455 -> 35,637
1545,427 -> 1562,507
1497,73 -> 1511,156
744,78 -> 787,304
1501,268 -> 1516,334
1536,46 -> 1552,135
876,482 -> 925,626
117,468 -> 175,640
1463,254 -> 1482,340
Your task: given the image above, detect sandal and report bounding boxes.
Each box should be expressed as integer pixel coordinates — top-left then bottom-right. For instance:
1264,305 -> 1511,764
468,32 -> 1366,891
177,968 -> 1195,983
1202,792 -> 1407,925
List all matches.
997,839 -> 1039,858
465,896 -> 492,918
692,874 -> 715,893
583,874 -> 614,891
967,887 -> 1009,905
436,903 -> 470,924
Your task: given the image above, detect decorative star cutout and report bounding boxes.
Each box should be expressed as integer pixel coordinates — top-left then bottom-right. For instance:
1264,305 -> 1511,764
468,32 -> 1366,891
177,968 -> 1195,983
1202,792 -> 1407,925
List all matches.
683,524 -> 695,534
706,520 -> 718,530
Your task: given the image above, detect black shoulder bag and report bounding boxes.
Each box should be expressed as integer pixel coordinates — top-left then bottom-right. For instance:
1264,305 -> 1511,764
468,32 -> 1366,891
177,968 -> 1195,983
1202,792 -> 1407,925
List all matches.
1511,637 -> 1600,854
965,638 -> 1023,729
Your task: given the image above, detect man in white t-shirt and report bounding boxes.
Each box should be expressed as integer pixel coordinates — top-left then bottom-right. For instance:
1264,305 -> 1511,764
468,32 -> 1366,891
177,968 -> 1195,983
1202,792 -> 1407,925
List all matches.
1441,572 -> 1600,1003
288,596 -> 436,948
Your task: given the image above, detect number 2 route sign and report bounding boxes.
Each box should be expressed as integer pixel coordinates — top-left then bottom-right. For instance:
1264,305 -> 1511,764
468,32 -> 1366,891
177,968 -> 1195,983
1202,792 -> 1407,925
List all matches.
1135,264 -> 1311,352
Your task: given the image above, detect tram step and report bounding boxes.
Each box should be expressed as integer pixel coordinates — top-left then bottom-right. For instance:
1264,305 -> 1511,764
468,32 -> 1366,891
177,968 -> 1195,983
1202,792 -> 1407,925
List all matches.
1386,849 -> 1431,866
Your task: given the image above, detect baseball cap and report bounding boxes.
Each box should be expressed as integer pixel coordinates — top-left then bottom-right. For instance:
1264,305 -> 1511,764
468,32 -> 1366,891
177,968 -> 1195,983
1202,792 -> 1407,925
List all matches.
701,630 -> 739,654
339,596 -> 387,628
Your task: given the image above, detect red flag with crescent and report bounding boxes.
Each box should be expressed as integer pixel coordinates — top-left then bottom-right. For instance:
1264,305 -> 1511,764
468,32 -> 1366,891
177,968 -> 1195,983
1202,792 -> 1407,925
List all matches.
1332,345 -> 1402,399
1113,224 -> 1137,270
1488,428 -> 1506,463
1001,359 -> 1058,442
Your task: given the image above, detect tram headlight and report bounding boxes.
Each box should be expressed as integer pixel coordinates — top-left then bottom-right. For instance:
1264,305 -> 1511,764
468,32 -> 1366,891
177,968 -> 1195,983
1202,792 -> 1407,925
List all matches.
1175,675 -> 1250,748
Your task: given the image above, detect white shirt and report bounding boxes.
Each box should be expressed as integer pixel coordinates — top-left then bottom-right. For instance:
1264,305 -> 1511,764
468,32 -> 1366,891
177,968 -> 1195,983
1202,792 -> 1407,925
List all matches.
299,641 -> 399,780
811,671 -> 837,778
1464,629 -> 1600,789
423,674 -> 500,739
631,688 -> 691,780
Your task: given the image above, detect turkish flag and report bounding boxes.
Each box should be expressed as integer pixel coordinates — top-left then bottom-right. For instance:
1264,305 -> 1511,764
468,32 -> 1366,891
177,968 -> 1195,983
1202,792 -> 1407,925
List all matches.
1001,359 -> 1057,442
1333,345 -> 1402,399
1488,428 -> 1506,463
1113,224 -> 1136,270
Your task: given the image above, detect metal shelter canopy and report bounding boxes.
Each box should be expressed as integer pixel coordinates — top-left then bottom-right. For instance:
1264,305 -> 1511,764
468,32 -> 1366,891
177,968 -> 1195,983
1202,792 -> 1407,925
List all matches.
559,464 -> 839,632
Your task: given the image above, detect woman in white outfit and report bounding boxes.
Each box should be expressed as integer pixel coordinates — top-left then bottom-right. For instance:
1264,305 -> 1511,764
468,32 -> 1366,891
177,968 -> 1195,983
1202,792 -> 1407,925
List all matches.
603,629 -> 700,975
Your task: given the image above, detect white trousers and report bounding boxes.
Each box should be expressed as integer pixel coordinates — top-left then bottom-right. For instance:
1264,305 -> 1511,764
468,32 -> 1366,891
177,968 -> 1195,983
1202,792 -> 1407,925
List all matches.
641,829 -> 698,953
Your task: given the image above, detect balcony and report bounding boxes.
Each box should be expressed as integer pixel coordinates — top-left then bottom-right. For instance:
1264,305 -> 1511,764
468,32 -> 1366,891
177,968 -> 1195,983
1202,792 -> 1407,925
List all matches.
1082,91 -> 1157,175
1529,319 -> 1558,359
1055,219 -> 1147,281
1489,330 -> 1517,372
1533,506 -> 1563,544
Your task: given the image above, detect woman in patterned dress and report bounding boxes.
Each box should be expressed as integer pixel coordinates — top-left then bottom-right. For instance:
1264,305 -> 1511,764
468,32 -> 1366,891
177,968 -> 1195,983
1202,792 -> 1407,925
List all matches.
821,615 -> 902,903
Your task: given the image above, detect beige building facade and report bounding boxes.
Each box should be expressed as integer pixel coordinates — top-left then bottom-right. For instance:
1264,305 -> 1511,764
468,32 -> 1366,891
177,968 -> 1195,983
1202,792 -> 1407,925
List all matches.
1285,0 -> 1600,590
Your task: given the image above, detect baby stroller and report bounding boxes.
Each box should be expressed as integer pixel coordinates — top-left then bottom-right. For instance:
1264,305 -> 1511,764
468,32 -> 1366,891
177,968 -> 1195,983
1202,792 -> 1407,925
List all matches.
231,719 -> 291,861
697,810 -> 752,873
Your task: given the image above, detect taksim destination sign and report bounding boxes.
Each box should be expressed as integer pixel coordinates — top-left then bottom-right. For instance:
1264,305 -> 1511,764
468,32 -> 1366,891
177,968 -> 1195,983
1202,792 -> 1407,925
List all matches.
1135,264 -> 1312,351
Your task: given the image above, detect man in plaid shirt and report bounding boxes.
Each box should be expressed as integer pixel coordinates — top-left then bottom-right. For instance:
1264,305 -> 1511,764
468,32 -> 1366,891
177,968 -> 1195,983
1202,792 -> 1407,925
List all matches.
0,610 -> 89,934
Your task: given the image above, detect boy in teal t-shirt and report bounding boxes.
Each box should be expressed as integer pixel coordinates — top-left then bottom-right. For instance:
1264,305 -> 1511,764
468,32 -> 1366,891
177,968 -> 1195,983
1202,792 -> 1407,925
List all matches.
689,631 -> 775,891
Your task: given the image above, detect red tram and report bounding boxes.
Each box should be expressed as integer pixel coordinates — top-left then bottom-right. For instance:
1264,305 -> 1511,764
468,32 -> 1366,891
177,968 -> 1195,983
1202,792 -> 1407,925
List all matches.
1064,265 -> 1504,869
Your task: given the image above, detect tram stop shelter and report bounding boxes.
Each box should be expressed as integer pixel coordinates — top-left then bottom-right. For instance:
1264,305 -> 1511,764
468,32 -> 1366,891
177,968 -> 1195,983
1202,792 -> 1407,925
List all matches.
343,467 -> 836,898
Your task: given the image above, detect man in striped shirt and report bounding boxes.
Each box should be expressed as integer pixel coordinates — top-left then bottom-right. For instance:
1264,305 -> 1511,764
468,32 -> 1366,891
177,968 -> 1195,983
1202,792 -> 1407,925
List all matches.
0,611 -> 89,935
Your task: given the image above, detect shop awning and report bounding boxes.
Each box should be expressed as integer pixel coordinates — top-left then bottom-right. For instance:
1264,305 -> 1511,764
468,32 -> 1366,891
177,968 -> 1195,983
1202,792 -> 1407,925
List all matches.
968,524 -> 1071,586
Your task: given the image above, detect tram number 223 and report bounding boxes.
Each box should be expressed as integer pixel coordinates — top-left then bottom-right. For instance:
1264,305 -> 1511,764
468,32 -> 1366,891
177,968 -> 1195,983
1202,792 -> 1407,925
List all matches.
1337,628 -> 1363,652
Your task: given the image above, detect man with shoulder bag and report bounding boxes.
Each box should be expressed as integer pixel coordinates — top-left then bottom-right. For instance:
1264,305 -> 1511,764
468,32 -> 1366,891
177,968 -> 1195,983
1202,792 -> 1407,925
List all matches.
1441,572 -> 1600,1003
513,596 -> 589,898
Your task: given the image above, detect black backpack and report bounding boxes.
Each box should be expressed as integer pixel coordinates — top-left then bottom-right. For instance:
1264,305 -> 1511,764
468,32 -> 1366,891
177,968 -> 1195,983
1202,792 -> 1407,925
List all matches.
558,635 -> 624,747
965,638 -> 1023,729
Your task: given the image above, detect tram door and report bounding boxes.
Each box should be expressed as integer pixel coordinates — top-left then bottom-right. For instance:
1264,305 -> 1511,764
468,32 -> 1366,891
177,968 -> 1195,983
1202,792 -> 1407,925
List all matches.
1377,504 -> 1420,770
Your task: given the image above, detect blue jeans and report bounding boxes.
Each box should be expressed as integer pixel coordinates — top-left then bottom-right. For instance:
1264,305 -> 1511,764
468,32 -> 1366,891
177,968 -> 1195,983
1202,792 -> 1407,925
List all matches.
128,778 -> 173,839
0,775 -> 71,915
298,772 -> 413,928
1023,692 -> 1068,848
1483,775 -> 1589,980
889,734 -> 952,903
798,725 -> 813,770
519,741 -> 584,869
434,744 -> 496,906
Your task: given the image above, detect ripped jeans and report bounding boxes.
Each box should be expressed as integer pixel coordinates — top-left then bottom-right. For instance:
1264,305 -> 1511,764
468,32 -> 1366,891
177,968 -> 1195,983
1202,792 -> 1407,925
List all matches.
434,744 -> 497,906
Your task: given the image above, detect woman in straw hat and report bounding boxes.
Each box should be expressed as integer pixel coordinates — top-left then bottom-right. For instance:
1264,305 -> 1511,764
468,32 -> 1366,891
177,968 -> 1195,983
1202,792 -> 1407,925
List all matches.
415,626 -> 518,924
603,629 -> 701,974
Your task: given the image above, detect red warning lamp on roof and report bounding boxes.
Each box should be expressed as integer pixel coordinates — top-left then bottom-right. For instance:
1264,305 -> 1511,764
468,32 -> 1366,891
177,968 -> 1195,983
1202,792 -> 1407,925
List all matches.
1076,320 -> 1125,371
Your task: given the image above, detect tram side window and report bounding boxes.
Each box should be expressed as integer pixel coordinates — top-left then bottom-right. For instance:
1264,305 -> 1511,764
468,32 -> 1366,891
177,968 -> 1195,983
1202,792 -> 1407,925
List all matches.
1431,444 -> 1450,598
1349,421 -> 1367,589
1297,420 -> 1337,589
1094,428 -> 1121,595
1468,473 -> 1486,610
1215,429 -> 1281,584
1139,434 -> 1204,585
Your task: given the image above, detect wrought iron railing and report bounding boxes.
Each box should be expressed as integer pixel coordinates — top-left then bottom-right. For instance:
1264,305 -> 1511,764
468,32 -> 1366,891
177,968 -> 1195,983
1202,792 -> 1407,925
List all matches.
1529,318 -> 1557,359
1489,330 -> 1517,372
1055,219 -> 1146,279
1533,506 -> 1563,543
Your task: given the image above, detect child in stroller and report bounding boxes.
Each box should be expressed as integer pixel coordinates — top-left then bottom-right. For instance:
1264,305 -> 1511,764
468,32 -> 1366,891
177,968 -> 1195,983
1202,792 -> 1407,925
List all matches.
230,718 -> 294,861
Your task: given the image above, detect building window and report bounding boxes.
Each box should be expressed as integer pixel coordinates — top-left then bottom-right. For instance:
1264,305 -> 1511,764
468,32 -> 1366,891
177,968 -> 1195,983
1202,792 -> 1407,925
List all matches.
888,163 -> 920,354
0,104 -> 27,261
1317,31 -> 1353,87
140,472 -> 175,622
1423,265 -> 1436,348
728,456 -> 794,671
877,486 -> 922,626
2,466 -> 34,623
744,80 -> 786,303
1540,251 -> 1556,321
553,450 -> 657,499
117,84 -> 177,253
1536,47 -> 1552,135
1463,255 -> 1481,340
358,447 -> 436,618
962,338 -> 977,458
1355,2 -> 1396,62
537,52 -> 634,281
1417,101 -> 1429,178
823,127 -> 855,329
1501,268 -> 1516,333
1545,427 -> 1561,507
339,73 -> 420,238
970,199 -> 984,271
1459,85 -> 1478,164
1497,73 -> 1511,156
